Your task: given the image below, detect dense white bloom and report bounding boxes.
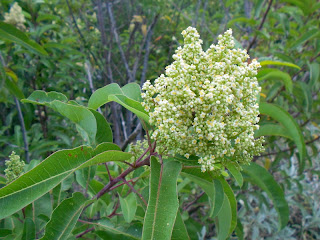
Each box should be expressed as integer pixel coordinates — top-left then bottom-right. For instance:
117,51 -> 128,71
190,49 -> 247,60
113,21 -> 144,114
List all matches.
4,3 -> 26,30
142,27 -> 264,173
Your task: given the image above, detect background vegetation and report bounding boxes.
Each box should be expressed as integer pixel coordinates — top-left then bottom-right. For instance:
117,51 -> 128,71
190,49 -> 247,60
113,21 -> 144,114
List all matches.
0,0 -> 319,239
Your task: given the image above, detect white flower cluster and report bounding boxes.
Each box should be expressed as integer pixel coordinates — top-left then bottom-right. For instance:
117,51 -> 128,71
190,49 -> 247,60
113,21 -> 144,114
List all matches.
142,27 -> 264,173
4,2 -> 26,30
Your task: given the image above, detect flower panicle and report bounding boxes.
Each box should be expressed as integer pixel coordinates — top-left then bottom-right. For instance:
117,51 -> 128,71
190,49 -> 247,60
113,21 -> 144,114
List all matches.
142,27 -> 264,174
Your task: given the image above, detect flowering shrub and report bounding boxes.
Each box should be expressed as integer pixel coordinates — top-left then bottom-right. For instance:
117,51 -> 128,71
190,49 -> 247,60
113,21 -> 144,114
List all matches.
142,27 -> 264,173
4,2 -> 26,30
4,151 -> 25,183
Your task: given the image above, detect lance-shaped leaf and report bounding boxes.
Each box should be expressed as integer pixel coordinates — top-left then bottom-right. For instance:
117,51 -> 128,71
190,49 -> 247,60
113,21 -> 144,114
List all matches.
218,178 -> 237,235
22,218 -> 35,240
171,211 -> 190,240
242,162 -> 289,229
0,22 -> 48,56
217,194 -> 232,240
142,158 -> 182,240
290,29 -> 319,49
260,60 -> 300,70
259,102 -> 306,173
225,163 -> 243,187
255,123 -> 293,140
40,192 -> 90,240
88,83 -> 149,122
0,144 -> 132,219
258,69 -> 293,93
308,62 -> 320,89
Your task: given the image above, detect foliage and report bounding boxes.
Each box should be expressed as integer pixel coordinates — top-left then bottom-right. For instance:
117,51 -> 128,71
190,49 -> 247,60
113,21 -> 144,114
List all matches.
0,0 -> 319,239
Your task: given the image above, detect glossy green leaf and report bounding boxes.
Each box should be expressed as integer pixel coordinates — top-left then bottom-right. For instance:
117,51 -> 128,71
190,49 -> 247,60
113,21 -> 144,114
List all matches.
258,70 -> 293,93
259,102 -> 306,173
218,178 -> 237,235
255,123 -> 293,140
217,194 -> 232,240
88,83 -> 149,122
40,192 -> 89,240
260,60 -> 301,70
142,157 -> 182,240
0,22 -> 48,56
242,163 -> 289,229
225,163 -> 243,187
290,29 -> 319,49
0,145 -> 132,219
22,218 -> 35,240
171,211 -> 190,240
120,192 -> 137,223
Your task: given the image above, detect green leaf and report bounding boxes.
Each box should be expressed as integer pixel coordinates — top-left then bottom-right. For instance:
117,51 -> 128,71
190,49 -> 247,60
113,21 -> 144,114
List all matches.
88,83 -> 149,123
5,76 -> 25,99
95,218 -> 142,240
181,168 -> 224,218
0,22 -> 48,56
217,194 -> 232,240
51,101 -> 97,144
121,83 -> 143,102
171,211 -> 190,240
225,163 -> 243,187
120,192 -> 137,223
180,171 -> 214,201
88,83 -> 123,109
259,102 -> 306,173
22,218 -> 35,240
255,123 -> 293,140
0,144 -> 132,219
40,192 -> 89,240
22,91 -> 97,145
142,157 -> 182,240
258,70 -> 293,93
89,109 -> 113,143
290,29 -> 319,49
308,63 -> 320,89
260,60 -> 301,70
109,95 -> 149,122
211,179 -> 224,218
242,163 -> 289,229
22,90 -> 68,105
218,178 -> 237,235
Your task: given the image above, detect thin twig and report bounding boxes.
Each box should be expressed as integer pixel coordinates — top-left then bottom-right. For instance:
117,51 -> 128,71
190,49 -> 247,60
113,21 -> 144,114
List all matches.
256,135 -> 320,158
122,178 -> 147,206
121,123 -> 142,151
76,227 -> 95,238
247,0 -> 273,54
183,191 -> 205,211
107,2 -> 132,81
140,14 -> 159,86
65,0 -> 99,65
